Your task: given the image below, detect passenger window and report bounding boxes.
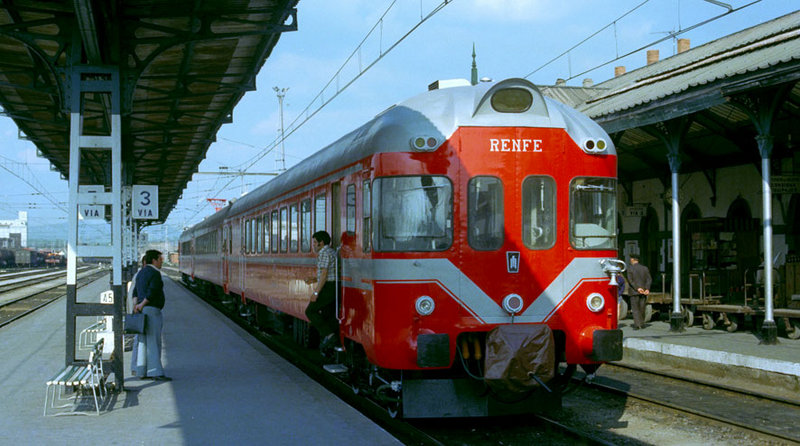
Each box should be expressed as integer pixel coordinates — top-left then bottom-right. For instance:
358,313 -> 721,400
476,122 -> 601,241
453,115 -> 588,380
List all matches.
373,176 -> 452,252
522,176 -> 557,249
245,219 -> 251,254
468,176 -> 504,250
569,177 -> 616,250
363,180 -> 371,252
271,210 -> 279,253
346,184 -> 356,234
290,204 -> 299,252
315,194 -> 326,233
263,215 -> 270,253
280,207 -> 288,252
301,199 -> 312,252
256,217 -> 262,253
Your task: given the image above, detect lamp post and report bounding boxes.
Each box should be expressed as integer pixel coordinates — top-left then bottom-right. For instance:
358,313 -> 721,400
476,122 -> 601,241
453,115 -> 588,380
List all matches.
273,86 -> 288,173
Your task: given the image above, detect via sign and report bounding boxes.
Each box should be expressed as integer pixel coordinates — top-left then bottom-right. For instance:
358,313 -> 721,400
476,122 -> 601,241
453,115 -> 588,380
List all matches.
79,185 -> 105,220
133,185 -> 158,220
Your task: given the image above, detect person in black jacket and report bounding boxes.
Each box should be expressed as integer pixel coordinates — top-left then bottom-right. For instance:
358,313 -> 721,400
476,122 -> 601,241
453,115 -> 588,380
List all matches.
626,255 -> 652,330
133,249 -> 171,381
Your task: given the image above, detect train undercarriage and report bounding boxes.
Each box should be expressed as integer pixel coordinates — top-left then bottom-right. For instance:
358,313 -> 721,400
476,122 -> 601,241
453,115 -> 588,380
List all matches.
182,274 -> 603,418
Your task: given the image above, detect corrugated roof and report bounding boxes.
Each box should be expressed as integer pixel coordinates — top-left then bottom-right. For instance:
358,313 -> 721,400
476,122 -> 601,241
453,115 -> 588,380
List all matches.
578,10 -> 800,120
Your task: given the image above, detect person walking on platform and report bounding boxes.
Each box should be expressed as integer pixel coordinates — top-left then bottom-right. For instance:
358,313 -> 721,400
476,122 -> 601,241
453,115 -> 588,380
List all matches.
133,249 -> 171,381
304,231 -> 339,354
626,254 -> 652,330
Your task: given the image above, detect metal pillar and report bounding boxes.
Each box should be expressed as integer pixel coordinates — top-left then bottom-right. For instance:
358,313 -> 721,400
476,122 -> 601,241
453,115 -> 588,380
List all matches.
757,135 -> 778,344
667,154 -> 684,332
66,65 -> 125,389
651,118 -> 690,332
730,86 -> 790,344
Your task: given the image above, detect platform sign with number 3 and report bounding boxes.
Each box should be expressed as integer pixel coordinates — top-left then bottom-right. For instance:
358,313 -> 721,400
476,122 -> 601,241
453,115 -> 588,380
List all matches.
132,185 -> 158,220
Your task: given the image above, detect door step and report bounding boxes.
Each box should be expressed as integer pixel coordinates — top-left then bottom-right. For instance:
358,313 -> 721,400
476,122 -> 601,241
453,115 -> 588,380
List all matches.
323,364 -> 348,374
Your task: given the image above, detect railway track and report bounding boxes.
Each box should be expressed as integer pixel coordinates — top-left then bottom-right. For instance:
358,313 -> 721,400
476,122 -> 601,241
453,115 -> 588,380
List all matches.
579,363 -> 800,444
0,267 -> 107,327
168,269 -> 799,445
167,270 -> 617,446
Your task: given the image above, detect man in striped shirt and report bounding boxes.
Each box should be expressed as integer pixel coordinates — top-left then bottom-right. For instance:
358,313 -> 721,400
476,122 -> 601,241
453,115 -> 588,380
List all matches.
305,231 -> 338,353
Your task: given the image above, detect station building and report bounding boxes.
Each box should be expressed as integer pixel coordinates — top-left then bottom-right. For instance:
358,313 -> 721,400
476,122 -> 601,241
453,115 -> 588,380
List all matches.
541,11 -> 800,310
0,211 -> 27,248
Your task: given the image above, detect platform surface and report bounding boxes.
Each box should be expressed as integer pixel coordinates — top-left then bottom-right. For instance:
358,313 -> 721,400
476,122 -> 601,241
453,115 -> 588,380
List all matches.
0,273 -> 401,445
616,318 -> 800,402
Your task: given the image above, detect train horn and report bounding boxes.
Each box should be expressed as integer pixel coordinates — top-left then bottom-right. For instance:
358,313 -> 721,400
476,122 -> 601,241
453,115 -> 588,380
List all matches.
599,258 -> 626,286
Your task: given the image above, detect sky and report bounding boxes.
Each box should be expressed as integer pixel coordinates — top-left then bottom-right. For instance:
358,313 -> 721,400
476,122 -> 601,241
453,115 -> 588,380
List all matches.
0,0 -> 797,250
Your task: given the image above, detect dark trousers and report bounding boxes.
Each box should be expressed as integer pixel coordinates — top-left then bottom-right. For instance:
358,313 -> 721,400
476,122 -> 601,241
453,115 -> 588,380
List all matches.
305,281 -> 337,338
630,294 -> 648,329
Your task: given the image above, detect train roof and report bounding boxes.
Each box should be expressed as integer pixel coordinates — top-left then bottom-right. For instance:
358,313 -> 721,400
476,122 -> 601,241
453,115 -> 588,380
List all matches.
197,78 -> 613,226
180,205 -> 231,241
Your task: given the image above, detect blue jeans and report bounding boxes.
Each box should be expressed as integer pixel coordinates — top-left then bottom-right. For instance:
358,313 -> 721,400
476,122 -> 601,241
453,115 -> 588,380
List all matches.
135,306 -> 165,377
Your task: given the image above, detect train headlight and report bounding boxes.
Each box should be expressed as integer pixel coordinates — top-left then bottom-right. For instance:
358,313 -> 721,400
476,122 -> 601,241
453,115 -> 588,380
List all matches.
410,136 -> 439,152
502,293 -> 524,315
586,293 -> 605,312
581,138 -> 607,154
415,296 -> 435,316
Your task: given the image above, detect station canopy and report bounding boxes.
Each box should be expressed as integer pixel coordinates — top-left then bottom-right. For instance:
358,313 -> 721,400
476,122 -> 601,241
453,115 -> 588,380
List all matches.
540,11 -> 800,185
0,0 -> 298,222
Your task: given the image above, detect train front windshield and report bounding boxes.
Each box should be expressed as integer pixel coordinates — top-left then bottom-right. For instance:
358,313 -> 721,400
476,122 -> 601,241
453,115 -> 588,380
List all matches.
373,176 -> 453,252
569,177 -> 617,250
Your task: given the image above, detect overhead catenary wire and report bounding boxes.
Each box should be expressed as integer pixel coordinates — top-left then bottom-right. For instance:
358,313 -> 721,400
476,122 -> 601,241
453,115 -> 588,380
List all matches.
179,0 -> 456,226
523,0 -> 762,83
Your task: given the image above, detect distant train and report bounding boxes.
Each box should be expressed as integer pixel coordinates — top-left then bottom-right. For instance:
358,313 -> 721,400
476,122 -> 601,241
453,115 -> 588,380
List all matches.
0,248 -> 65,268
179,78 -> 623,417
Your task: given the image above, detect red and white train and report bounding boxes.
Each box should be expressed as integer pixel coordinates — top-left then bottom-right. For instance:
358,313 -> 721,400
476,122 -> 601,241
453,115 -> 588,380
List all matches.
179,78 -> 623,417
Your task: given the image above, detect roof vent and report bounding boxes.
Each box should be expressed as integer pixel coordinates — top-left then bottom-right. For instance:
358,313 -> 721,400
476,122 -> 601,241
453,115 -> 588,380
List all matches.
428,79 -> 471,91
555,78 -> 566,86
583,78 -> 593,87
480,77 -> 492,83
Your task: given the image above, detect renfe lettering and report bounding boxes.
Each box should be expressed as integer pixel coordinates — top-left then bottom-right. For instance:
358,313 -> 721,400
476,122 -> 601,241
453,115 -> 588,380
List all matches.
489,138 -> 542,152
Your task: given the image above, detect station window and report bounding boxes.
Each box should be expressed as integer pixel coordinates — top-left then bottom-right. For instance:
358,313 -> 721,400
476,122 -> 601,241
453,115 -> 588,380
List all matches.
569,177 -> 617,250
363,180 -> 371,252
373,176 -> 452,252
468,176 -> 504,250
346,184 -> 356,234
280,207 -> 288,252
290,204 -> 299,252
522,176 -> 556,249
271,210 -> 279,253
301,199 -> 311,252
315,194 -> 326,233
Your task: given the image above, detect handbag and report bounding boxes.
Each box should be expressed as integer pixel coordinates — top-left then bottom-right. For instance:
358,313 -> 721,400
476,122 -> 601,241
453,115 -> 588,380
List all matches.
124,313 -> 146,334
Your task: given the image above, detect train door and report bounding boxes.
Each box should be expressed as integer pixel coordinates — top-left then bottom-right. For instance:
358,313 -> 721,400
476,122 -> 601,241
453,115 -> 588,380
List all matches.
222,224 -> 230,290
331,182 -> 341,247
239,219 -> 246,294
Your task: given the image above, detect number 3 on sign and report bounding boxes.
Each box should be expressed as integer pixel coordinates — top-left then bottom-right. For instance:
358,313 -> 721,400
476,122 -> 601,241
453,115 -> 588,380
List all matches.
132,185 -> 159,220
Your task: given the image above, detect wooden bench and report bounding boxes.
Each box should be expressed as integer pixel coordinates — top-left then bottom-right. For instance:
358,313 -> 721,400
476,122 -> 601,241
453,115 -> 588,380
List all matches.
43,339 -> 107,416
